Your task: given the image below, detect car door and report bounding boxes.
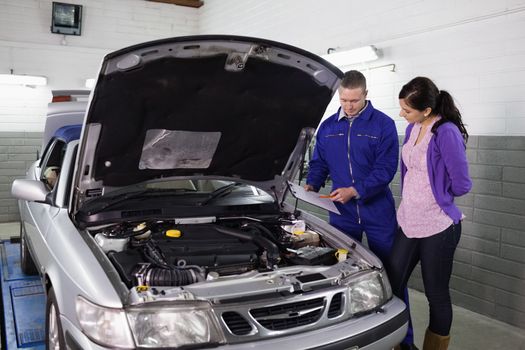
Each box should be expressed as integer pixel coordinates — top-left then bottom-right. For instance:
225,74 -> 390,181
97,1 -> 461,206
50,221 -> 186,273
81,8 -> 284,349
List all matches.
22,138 -> 68,272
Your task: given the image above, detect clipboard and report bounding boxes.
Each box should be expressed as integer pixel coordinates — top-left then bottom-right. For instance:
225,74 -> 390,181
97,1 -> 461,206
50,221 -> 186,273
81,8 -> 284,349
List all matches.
287,181 -> 340,215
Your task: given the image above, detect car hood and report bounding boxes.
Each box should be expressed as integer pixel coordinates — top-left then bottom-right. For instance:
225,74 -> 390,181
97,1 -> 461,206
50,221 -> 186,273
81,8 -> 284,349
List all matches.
74,35 -> 342,212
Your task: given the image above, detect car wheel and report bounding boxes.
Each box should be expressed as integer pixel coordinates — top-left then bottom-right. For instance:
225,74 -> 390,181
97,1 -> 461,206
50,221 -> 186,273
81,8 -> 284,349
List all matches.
20,222 -> 38,275
46,287 -> 66,350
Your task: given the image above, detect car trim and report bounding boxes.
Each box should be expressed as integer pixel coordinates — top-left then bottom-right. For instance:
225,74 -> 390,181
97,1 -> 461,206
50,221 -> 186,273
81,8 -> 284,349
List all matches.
104,35 -> 342,75
77,227 -> 130,302
65,331 -> 83,350
307,308 -> 409,350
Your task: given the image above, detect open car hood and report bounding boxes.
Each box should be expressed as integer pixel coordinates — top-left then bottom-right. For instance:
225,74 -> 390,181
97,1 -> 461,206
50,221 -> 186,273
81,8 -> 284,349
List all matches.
74,35 -> 342,212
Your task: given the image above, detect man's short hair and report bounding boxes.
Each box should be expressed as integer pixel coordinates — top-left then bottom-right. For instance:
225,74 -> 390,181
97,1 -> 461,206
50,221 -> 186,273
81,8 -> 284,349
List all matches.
340,70 -> 367,91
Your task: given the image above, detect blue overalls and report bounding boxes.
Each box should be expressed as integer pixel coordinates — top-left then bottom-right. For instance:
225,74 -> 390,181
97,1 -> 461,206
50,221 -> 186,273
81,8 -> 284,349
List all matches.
307,101 -> 414,345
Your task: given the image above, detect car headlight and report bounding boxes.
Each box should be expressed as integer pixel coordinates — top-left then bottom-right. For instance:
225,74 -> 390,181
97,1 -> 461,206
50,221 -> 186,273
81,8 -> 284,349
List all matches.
347,271 -> 392,315
76,296 -> 135,348
126,301 -> 226,348
76,297 -> 226,349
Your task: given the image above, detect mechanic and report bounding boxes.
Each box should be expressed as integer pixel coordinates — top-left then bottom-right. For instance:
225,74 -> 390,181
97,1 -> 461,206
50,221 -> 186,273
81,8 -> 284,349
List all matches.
305,70 -> 416,350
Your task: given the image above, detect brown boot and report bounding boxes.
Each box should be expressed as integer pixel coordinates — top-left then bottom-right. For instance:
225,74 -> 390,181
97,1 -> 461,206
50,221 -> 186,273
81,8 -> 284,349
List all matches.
422,328 -> 450,350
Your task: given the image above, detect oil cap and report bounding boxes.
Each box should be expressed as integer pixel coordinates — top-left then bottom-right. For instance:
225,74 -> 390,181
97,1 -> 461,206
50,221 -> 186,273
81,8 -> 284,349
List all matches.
166,229 -> 182,238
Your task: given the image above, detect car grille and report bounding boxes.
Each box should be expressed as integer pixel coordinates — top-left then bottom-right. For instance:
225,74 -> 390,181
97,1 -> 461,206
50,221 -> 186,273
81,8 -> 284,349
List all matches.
217,289 -> 351,342
222,311 -> 253,335
249,297 -> 325,331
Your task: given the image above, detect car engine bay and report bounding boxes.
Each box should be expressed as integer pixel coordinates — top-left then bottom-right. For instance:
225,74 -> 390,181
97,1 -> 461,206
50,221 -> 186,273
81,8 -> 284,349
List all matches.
88,215 -> 370,291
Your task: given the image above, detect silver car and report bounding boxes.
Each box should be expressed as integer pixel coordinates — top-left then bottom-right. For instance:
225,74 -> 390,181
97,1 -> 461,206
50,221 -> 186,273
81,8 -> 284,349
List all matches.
12,36 -> 407,350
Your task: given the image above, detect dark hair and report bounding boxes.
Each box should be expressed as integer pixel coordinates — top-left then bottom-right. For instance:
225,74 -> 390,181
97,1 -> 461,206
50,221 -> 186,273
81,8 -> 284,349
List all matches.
341,70 -> 367,91
399,77 -> 468,142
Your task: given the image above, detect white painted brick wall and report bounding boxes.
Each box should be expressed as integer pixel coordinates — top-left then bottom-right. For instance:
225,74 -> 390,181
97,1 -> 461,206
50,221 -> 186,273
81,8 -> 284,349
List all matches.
0,0 -> 199,132
200,0 -> 525,136
2,0 -> 525,134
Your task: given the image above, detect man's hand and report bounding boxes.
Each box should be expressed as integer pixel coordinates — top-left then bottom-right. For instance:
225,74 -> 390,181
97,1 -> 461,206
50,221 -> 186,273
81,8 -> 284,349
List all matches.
303,184 -> 315,192
330,187 -> 358,204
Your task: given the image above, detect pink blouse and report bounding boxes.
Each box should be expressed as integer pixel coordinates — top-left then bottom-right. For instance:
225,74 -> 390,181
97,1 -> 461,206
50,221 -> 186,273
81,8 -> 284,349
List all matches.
397,119 -> 453,238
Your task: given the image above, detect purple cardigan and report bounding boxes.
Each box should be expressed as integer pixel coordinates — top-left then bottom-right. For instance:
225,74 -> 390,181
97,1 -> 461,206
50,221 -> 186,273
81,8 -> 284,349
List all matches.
401,122 -> 472,223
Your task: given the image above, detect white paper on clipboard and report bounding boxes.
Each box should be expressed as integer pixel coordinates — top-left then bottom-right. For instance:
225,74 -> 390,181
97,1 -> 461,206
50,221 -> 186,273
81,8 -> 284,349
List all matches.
287,181 -> 340,215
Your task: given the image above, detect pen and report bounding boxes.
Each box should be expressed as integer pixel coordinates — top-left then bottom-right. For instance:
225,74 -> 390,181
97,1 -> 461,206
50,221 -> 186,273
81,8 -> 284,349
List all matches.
319,195 -> 335,199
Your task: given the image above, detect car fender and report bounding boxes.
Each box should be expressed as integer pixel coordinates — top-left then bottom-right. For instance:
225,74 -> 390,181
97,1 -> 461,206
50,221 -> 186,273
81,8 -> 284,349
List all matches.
42,210 -> 127,329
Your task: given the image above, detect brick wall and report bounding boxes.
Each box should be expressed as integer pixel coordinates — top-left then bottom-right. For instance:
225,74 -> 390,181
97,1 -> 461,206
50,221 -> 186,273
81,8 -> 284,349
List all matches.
0,0 -> 198,51
200,0 -> 525,136
0,0 -> 199,132
391,136 -> 525,329
0,131 -> 42,222
293,134 -> 525,329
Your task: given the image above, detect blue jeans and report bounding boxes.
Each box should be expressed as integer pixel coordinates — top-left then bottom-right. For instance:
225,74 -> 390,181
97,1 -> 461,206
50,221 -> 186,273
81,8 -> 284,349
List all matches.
388,223 -> 461,336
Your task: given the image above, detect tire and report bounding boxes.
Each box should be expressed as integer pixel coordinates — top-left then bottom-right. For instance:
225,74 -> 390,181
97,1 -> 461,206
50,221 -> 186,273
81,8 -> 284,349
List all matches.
20,222 -> 38,275
46,287 -> 66,350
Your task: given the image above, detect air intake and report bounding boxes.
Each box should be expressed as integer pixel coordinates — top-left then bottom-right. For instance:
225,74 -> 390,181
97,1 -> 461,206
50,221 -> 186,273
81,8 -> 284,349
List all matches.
327,292 -> 344,318
222,312 -> 253,335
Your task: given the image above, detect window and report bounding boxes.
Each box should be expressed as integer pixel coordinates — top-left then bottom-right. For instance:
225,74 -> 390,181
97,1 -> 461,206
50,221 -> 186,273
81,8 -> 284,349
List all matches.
40,139 -> 67,190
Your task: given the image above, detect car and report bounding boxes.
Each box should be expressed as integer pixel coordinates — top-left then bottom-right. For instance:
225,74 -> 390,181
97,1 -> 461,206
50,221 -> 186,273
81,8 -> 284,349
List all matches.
12,35 -> 408,350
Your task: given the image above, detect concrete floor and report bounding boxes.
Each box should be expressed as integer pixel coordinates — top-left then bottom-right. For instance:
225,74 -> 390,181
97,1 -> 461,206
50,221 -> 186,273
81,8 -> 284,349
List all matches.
0,221 -> 524,349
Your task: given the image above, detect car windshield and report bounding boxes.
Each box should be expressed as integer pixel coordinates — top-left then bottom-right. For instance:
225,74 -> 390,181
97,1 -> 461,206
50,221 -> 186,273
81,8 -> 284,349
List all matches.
80,179 -> 275,216
144,179 -> 271,200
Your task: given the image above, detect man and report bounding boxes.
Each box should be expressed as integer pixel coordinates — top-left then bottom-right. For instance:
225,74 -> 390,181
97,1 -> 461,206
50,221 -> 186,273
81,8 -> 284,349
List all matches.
305,70 -> 416,350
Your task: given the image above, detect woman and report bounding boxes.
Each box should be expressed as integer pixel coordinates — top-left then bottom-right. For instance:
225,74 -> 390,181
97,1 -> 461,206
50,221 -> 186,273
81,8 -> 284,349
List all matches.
389,77 -> 472,350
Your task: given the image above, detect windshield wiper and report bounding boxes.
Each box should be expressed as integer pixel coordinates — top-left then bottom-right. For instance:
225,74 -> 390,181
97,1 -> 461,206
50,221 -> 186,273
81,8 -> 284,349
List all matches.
86,188 -> 195,214
200,182 -> 243,206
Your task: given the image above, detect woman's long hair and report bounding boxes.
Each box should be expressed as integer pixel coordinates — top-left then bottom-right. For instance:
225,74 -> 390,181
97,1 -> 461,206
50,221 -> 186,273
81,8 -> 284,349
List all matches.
399,77 -> 468,142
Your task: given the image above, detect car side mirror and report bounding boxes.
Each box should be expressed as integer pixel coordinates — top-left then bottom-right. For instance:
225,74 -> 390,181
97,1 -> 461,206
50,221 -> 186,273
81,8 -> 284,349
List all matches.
11,179 -> 51,204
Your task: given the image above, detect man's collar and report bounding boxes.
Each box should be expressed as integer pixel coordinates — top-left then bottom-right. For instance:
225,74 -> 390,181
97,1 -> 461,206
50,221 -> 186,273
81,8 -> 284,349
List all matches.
337,101 -> 371,121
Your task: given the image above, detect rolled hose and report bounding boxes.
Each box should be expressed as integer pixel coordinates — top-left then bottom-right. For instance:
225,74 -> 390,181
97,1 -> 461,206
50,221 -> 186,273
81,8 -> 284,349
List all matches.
215,225 -> 281,268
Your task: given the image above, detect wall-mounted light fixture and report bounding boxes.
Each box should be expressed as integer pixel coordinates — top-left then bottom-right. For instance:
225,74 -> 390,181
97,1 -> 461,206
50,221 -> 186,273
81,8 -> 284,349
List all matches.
322,45 -> 380,67
51,2 -> 83,36
0,73 -> 47,86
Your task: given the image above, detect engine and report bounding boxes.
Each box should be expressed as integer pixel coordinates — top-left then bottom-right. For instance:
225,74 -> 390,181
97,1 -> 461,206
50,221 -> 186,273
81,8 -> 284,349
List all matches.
90,218 -> 339,288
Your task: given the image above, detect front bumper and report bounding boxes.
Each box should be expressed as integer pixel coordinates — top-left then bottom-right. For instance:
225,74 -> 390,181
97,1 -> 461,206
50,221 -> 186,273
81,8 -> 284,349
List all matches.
62,296 -> 407,350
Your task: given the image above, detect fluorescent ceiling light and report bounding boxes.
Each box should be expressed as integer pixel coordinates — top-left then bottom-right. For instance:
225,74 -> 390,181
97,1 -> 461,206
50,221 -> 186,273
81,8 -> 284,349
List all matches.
322,45 -> 380,66
0,74 -> 47,86
85,78 -> 95,89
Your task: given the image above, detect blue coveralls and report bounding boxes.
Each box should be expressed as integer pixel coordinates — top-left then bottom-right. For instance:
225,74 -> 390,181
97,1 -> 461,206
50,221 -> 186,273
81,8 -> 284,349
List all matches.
307,101 -> 414,345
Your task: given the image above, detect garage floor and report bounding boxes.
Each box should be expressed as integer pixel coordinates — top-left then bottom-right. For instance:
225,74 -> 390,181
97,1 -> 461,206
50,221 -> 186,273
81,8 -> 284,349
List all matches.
0,222 -> 524,350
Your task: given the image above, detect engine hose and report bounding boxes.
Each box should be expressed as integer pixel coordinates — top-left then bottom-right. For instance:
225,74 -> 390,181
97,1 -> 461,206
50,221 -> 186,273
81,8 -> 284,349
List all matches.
247,222 -> 279,241
143,241 -> 170,268
144,267 -> 200,286
214,226 -> 280,268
